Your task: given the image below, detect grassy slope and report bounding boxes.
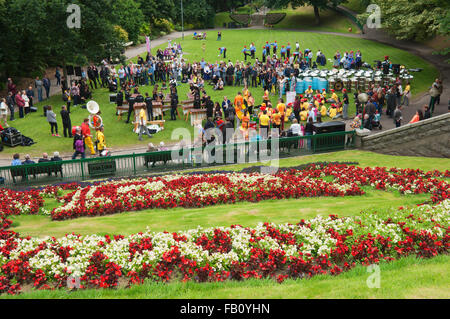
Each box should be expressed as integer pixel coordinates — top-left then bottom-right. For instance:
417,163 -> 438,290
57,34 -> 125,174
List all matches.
3,255 -> 449,299
341,0 -> 367,14
1,30 -> 437,157
272,5 -> 358,34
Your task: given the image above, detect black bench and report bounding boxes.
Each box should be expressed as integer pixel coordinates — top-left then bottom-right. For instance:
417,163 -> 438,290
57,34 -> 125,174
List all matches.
144,151 -> 173,168
87,160 -> 117,177
10,162 -> 63,183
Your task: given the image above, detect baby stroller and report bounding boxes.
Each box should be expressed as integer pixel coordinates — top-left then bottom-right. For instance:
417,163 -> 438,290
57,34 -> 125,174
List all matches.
371,113 -> 382,130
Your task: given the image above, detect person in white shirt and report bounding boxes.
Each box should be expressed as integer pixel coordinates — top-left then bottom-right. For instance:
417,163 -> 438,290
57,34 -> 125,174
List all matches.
290,119 -> 301,136
0,98 -> 8,127
22,90 -> 30,115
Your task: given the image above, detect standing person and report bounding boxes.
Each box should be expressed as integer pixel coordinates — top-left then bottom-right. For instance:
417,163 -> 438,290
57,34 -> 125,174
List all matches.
35,76 -> 44,102
428,80 -> 440,114
277,98 -> 286,131
342,88 -> 349,120
81,118 -> 96,155
435,79 -> 443,105
305,117 -> 314,149
144,92 -> 153,121
72,129 -> 85,159
402,82 -> 411,106
26,86 -> 35,108
60,105 -> 72,138
46,106 -> 60,137
96,126 -> 106,155
43,76 -> 51,100
55,67 -> 61,86
138,105 -> 153,141
393,105 -> 402,127
217,31 -> 221,41
218,47 -> 227,59
258,109 -> 270,139
22,90 -> 30,115
0,98 -> 8,127
170,92 -> 178,120
14,91 -> 25,118
7,78 -> 17,96
6,92 -> 15,121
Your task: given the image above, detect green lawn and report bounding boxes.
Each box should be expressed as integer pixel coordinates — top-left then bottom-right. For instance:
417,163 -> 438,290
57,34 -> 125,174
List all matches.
3,255 -> 449,299
1,29 -> 438,158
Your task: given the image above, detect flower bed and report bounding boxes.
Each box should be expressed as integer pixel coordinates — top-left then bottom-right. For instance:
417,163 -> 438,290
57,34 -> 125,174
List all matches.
0,164 -> 448,221
0,200 -> 448,295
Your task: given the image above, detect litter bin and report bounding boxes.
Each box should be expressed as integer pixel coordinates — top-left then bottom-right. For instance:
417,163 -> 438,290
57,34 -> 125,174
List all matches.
312,121 -> 346,151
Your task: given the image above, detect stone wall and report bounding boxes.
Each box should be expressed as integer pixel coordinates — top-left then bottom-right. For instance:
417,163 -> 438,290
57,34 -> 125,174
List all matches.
360,113 -> 450,158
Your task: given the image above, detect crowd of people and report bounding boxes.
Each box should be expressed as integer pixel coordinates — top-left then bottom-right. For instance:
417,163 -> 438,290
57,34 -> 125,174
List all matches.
2,35 -> 446,164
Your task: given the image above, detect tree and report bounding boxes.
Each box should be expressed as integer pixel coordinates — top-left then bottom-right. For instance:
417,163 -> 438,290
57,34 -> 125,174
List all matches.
264,0 -> 348,25
358,0 -> 449,41
111,0 -> 144,44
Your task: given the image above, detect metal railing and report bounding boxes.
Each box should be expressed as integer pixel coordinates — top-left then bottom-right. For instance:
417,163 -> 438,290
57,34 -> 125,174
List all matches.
0,131 -> 355,188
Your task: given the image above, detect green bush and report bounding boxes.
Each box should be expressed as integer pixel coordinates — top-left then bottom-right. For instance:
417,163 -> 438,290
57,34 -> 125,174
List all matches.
265,13 -> 286,25
230,14 -> 250,24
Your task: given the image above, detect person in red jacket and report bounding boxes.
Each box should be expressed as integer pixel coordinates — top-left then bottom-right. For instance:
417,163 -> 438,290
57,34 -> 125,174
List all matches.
14,92 -> 25,118
81,118 -> 96,155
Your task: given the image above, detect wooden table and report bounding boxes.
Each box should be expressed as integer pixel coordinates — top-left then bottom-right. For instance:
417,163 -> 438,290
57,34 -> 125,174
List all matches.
190,109 -> 207,126
182,104 -> 194,121
152,102 -> 164,120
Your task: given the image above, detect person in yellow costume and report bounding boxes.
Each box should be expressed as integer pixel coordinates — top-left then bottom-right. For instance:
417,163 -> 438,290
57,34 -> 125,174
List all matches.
320,103 -> 327,117
285,104 -> 293,122
96,126 -> 106,154
327,104 -> 337,118
300,109 -> 308,121
321,89 -> 327,99
235,100 -> 244,121
328,89 -> 338,103
271,109 -> 281,133
305,86 -> 313,97
301,99 -> 309,111
276,98 -> 286,130
314,98 -> 321,109
242,86 -> 249,107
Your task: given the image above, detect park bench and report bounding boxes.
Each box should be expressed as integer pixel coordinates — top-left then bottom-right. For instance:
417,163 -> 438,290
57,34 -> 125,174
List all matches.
87,160 -> 117,177
144,150 -> 173,168
10,162 -> 63,183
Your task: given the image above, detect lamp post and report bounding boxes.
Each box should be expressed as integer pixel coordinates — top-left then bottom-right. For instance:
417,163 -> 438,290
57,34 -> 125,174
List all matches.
181,0 -> 184,40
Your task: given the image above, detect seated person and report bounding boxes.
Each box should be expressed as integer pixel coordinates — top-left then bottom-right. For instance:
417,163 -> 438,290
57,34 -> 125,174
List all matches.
214,78 -> 224,90
51,151 -> 63,162
320,103 -> 327,117
11,153 -> 22,166
22,154 -> 35,165
300,109 -> 308,121
327,89 -> 338,103
327,104 -> 338,119
363,114 -> 371,130
38,153 -> 50,163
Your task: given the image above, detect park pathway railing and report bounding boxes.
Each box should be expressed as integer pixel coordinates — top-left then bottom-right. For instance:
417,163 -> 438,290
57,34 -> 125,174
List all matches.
0,131 -> 355,188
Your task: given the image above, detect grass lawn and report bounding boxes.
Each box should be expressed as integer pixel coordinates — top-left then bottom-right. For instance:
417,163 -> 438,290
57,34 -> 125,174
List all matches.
271,5 -> 359,33
0,29 -> 438,158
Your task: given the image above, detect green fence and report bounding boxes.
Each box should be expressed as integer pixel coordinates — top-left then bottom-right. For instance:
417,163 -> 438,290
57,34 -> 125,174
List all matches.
0,131 -> 355,188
